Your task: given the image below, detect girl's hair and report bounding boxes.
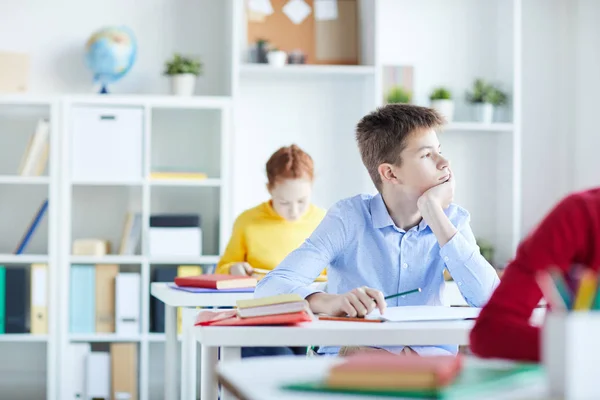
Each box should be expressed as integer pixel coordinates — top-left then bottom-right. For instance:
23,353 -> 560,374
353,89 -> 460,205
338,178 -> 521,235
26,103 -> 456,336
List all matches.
266,144 -> 314,188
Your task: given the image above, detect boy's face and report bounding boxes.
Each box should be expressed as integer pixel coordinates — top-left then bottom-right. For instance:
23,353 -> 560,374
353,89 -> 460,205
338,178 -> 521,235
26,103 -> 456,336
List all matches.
386,128 -> 451,195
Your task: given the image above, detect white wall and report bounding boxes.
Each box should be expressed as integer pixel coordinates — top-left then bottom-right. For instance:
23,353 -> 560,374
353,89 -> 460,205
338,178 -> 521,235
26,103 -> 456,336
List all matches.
572,0 -> 600,191
0,0 -> 230,96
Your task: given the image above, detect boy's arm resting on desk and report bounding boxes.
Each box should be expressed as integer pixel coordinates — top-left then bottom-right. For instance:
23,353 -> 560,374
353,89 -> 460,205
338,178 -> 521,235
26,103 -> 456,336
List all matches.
215,217 -> 247,275
438,216 -> 500,307
470,193 -> 590,362
255,203 -> 346,300
419,198 -> 499,307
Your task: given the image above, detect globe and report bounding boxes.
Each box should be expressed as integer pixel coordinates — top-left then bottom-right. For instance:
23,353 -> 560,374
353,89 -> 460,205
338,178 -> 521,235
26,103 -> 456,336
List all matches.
85,26 -> 137,94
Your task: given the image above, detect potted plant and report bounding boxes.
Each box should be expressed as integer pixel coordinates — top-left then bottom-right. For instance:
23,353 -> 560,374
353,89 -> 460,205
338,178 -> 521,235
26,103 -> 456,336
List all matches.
164,53 -> 202,96
429,87 -> 454,122
267,47 -> 287,67
385,86 -> 412,104
256,38 -> 269,63
466,79 -> 493,123
485,86 -> 508,121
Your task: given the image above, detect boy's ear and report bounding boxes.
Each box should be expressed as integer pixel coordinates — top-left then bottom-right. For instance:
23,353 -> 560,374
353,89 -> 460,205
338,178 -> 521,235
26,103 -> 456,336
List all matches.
378,163 -> 401,184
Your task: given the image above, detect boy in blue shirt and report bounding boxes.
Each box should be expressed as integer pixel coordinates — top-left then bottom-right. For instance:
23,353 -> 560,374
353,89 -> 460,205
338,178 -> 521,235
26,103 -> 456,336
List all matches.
255,104 -> 500,356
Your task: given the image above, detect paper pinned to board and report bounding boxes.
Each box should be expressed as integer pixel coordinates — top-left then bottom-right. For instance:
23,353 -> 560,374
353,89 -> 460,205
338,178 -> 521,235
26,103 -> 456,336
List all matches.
283,0 -> 312,25
366,305 -> 482,322
248,0 -> 274,16
315,0 -> 338,21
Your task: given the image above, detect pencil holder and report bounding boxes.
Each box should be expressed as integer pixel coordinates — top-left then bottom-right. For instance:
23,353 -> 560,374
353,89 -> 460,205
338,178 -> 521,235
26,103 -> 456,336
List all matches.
542,312 -> 600,399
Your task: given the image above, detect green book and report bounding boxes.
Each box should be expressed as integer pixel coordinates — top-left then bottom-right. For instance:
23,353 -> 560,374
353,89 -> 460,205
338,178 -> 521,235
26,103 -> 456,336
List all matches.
282,361 -> 543,399
0,266 -> 5,334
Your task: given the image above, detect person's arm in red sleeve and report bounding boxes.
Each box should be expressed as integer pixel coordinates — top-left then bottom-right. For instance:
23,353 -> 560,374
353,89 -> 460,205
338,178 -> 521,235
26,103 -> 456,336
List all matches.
469,192 -> 593,362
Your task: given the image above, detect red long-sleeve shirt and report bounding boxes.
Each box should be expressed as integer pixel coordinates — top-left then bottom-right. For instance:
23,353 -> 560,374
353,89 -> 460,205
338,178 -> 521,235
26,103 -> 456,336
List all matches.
470,188 -> 600,362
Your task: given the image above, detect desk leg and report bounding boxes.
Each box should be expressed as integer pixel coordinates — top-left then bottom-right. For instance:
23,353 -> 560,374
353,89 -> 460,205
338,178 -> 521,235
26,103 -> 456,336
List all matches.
220,347 -> 242,400
181,308 -> 197,400
164,304 -> 178,400
201,345 -> 219,400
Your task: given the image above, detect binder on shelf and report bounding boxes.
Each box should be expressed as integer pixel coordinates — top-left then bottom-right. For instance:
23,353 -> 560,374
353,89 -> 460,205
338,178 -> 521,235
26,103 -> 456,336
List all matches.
69,264 -> 95,333
110,343 -> 138,400
30,263 -> 48,334
0,266 -> 5,333
18,118 -> 50,177
5,267 -> 27,333
85,352 -> 110,400
95,264 -> 119,333
66,343 -> 90,400
176,265 -> 202,333
115,272 -> 141,335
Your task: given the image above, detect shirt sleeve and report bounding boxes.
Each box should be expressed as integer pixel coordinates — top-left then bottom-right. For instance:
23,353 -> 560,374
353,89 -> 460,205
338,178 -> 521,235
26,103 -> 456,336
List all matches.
254,202 -> 347,299
470,193 -> 591,362
438,213 -> 500,307
215,216 -> 247,275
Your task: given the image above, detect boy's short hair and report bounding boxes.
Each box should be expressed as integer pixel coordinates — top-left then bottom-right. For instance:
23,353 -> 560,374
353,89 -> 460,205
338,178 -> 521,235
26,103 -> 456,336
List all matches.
355,104 -> 445,190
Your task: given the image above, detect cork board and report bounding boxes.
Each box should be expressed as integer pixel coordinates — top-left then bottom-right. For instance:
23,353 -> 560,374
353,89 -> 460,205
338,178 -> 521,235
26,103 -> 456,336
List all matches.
246,0 -> 358,65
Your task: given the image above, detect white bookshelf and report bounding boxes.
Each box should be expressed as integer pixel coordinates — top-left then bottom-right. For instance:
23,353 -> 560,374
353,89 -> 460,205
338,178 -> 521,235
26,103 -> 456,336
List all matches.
56,94 -> 232,400
0,96 -> 59,400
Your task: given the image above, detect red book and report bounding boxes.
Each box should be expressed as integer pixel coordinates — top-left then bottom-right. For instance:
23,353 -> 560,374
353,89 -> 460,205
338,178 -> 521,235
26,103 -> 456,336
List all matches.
327,353 -> 463,390
174,274 -> 257,290
194,310 -> 313,326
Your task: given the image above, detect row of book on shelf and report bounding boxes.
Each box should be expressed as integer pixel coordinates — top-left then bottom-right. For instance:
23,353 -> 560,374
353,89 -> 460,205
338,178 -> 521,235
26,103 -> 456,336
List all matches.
0,264 -> 47,334
67,342 -> 137,400
68,264 -> 212,335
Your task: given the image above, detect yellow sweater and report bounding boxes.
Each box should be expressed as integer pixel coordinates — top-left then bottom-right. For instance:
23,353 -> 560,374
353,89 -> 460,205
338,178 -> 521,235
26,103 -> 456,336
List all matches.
216,202 -> 326,275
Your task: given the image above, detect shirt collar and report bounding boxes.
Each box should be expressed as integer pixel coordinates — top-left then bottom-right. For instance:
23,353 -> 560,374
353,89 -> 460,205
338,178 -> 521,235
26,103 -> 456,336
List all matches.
370,193 -> 430,232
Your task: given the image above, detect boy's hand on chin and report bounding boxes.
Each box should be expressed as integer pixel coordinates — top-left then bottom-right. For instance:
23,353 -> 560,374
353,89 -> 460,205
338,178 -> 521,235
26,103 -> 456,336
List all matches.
418,173 -> 455,210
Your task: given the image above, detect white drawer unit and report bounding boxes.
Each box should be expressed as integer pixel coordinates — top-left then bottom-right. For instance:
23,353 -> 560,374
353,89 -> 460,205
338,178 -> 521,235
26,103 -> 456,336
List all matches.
71,107 -> 143,182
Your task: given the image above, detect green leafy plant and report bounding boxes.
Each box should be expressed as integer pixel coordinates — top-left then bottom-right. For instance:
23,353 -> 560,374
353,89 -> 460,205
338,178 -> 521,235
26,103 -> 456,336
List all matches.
466,79 -> 490,103
164,53 -> 202,76
386,86 -> 412,104
466,79 -> 508,105
485,87 -> 508,106
429,87 -> 452,101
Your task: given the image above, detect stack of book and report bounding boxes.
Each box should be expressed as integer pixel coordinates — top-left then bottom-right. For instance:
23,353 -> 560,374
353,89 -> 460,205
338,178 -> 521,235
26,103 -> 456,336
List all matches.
173,274 -> 257,290
194,294 -> 313,327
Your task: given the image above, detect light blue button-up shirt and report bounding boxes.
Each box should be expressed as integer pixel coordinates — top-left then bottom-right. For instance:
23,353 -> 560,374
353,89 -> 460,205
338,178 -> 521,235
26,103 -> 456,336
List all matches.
255,193 -> 500,355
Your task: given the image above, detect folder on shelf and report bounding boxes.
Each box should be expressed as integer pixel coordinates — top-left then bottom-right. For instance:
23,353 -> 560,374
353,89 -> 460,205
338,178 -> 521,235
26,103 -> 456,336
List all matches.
65,343 -> 90,400
110,343 -> 138,400
69,264 -> 95,333
95,264 -> 119,333
0,266 -> 5,334
118,212 -> 142,255
116,272 -> 141,335
85,352 -> 110,400
5,267 -> 27,333
30,263 -> 48,334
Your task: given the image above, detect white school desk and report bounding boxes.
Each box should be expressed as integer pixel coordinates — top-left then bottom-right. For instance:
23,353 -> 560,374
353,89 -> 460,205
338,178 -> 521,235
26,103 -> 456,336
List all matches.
150,282 -> 254,400
216,356 -> 549,400
195,319 -> 475,400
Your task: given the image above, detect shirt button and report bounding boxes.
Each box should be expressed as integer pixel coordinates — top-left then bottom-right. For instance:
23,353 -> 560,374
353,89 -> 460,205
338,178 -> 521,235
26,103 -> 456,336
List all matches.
401,295 -> 406,298
444,256 -> 449,262
402,263 -> 408,269
458,282 -> 463,286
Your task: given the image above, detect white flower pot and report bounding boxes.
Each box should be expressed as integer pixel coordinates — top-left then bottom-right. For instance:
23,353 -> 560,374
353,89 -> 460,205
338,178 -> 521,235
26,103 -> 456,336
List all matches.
474,103 -> 494,124
170,73 -> 197,96
267,51 -> 287,68
430,99 -> 454,122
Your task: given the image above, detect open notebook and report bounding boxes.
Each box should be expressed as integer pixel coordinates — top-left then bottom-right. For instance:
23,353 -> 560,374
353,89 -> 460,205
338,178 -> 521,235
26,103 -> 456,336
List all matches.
366,306 -> 481,322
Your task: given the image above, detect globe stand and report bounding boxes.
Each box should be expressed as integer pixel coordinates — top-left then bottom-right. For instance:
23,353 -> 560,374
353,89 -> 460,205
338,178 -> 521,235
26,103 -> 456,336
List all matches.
99,84 -> 109,94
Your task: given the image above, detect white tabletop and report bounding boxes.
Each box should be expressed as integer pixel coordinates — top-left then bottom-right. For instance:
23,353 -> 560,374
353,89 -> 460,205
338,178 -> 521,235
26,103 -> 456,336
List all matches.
195,319 -> 474,347
216,356 -> 550,400
150,282 -> 254,307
